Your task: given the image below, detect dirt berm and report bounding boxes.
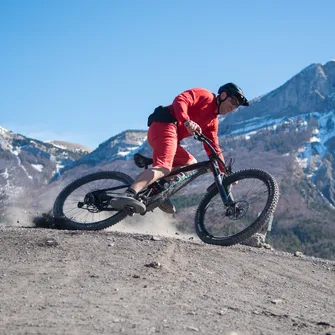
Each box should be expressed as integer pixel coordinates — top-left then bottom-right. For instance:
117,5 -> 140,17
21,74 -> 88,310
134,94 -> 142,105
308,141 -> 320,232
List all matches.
0,225 -> 334,335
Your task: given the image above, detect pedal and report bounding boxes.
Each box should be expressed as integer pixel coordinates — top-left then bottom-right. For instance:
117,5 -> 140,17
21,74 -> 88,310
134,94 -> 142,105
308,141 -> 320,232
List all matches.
124,206 -> 136,216
110,196 -> 146,214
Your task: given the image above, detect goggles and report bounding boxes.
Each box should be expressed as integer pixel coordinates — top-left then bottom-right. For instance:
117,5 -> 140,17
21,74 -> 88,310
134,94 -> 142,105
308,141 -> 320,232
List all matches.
229,96 -> 240,107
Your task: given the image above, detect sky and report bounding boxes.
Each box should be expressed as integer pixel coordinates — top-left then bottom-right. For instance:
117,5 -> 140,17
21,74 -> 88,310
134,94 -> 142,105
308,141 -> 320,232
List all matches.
1,0 -> 334,150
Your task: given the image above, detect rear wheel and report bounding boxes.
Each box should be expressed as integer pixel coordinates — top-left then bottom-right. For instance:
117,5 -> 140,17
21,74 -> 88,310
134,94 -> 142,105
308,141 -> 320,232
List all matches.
195,169 -> 279,246
53,171 -> 133,230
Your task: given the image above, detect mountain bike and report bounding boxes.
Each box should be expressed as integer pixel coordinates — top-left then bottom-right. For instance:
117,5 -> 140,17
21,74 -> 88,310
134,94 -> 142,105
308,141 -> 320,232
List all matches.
53,133 -> 279,246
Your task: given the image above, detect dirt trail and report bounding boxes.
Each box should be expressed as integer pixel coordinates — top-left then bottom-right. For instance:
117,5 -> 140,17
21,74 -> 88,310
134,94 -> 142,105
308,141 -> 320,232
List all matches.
0,225 -> 334,335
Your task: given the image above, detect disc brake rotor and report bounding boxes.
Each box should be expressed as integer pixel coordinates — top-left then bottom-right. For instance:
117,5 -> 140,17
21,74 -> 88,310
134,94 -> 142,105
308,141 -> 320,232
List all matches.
225,200 -> 249,220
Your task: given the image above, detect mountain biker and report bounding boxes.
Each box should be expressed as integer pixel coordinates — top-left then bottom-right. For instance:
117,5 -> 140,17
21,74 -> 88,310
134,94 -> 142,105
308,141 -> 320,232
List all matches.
111,83 -> 249,214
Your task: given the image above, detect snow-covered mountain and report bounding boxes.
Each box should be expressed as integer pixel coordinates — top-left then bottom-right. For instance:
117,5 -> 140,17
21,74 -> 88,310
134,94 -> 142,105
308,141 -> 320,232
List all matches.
1,61 -> 335,259
69,129 -> 147,167
0,127 -> 89,198
220,60 -> 335,134
218,60 -> 335,206
55,130 -> 148,181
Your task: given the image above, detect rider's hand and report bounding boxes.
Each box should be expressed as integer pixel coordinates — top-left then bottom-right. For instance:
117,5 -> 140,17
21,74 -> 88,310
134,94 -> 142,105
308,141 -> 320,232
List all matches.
184,120 -> 202,135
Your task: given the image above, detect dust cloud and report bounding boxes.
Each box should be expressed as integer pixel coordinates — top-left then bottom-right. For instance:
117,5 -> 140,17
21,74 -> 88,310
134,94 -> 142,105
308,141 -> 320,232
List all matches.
23,196 -> 195,241
2,180 -> 195,241
30,209 -> 196,241
3,181 -> 67,229
107,210 -> 196,240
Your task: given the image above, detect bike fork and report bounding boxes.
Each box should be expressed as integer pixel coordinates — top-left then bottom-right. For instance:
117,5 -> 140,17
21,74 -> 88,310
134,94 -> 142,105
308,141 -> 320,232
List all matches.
214,174 -> 234,205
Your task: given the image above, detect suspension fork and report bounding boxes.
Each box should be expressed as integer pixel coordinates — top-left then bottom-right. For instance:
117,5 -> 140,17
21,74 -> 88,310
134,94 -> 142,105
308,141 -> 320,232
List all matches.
210,159 -> 234,205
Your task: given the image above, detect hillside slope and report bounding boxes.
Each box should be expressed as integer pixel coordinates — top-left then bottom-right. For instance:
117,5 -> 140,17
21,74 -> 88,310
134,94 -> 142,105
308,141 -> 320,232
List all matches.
0,225 -> 334,335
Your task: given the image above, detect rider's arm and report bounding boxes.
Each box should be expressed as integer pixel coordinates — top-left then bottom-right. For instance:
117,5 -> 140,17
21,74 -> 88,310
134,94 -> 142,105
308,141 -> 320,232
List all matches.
171,89 -> 195,123
172,89 -> 211,124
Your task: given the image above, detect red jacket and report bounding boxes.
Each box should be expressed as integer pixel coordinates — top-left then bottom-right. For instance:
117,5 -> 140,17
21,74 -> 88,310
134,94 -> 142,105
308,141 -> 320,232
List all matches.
166,88 -> 225,164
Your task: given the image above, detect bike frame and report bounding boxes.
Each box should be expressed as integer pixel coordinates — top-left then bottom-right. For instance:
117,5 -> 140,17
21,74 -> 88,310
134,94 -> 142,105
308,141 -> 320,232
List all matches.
102,133 -> 234,207
153,132 -> 234,204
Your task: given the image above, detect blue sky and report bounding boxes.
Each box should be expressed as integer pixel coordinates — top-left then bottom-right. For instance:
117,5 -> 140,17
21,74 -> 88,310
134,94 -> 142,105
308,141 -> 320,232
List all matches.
1,0 -> 334,149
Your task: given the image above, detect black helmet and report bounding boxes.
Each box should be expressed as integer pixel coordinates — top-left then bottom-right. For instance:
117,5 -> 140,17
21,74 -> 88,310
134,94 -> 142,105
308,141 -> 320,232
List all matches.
218,82 -> 249,106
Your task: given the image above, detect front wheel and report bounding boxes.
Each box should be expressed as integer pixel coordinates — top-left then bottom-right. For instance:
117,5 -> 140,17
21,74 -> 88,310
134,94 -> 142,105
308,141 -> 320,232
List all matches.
53,171 -> 134,230
195,169 -> 279,246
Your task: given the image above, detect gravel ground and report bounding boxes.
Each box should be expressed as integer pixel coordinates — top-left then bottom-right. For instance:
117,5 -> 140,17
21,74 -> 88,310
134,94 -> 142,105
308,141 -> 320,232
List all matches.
0,224 -> 334,335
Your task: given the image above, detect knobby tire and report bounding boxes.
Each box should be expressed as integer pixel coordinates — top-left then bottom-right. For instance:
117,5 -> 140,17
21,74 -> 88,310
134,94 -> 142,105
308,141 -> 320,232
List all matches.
195,168 -> 279,246
53,171 -> 134,230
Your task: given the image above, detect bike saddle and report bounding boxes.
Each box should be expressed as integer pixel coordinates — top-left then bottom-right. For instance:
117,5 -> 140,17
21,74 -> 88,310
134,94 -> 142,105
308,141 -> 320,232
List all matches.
134,153 -> 153,169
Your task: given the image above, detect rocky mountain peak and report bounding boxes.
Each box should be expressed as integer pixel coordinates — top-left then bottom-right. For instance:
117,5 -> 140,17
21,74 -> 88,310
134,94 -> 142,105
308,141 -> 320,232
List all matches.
220,61 -> 335,137
46,140 -> 92,153
0,126 -> 10,135
0,129 -> 88,197
67,130 -> 148,169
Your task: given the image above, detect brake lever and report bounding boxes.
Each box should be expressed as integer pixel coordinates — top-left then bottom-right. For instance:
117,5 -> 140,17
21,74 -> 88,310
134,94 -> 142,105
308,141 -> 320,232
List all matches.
193,131 -> 213,143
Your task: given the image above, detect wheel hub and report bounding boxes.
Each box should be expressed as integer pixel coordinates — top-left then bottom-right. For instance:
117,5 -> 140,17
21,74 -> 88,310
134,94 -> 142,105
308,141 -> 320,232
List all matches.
225,200 -> 249,220
78,191 -> 109,212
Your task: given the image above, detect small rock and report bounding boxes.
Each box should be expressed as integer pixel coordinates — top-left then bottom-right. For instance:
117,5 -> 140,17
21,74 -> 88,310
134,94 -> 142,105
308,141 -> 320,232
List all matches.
294,251 -> 303,257
151,236 -> 161,241
144,261 -> 161,269
186,326 -> 199,332
271,299 -> 283,304
89,274 -> 99,278
241,233 -> 267,247
38,238 -> 58,247
45,239 -> 58,246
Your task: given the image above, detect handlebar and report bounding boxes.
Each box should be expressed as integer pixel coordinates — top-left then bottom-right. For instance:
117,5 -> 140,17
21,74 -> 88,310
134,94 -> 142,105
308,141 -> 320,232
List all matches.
193,131 -> 219,158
